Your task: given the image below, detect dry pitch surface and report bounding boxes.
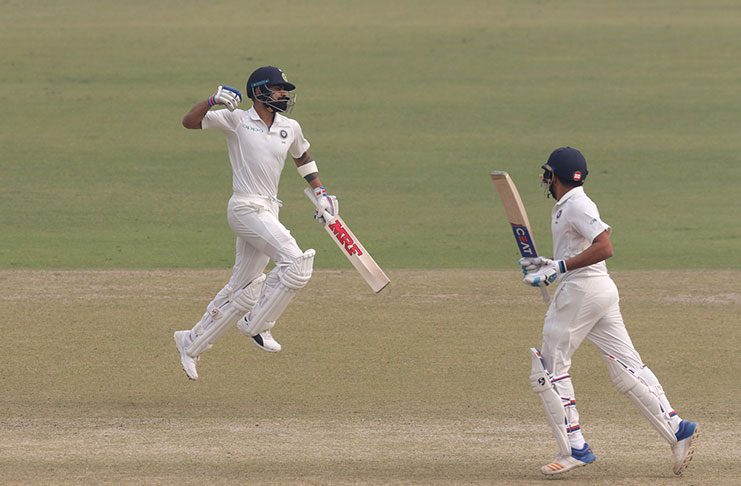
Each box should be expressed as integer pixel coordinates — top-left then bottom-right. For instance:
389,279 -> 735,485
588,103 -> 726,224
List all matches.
1,269 -> 738,485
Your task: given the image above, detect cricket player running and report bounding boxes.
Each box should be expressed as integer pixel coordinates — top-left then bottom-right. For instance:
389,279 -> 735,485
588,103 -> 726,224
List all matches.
174,66 -> 337,380
521,147 -> 699,476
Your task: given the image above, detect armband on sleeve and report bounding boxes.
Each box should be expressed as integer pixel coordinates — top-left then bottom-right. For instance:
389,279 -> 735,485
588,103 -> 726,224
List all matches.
297,161 -> 318,178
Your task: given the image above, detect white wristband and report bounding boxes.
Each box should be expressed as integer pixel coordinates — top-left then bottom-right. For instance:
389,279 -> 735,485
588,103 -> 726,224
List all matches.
297,161 -> 318,178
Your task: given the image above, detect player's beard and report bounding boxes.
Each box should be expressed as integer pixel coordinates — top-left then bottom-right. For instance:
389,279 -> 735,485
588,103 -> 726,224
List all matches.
265,93 -> 295,114
269,98 -> 289,112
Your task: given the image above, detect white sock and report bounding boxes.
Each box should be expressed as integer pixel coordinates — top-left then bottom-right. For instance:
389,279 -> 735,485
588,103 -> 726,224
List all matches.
569,429 -> 586,449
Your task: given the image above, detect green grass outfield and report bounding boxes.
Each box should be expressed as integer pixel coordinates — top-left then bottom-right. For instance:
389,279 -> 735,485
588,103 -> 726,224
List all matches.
1,1 -> 740,485
1,0 -> 740,270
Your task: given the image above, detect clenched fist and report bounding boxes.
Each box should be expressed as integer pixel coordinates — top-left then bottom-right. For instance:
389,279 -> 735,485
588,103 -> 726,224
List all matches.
208,85 -> 242,111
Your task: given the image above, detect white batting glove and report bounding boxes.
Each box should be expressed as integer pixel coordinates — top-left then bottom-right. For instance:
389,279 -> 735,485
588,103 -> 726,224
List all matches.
523,259 -> 567,287
208,85 -> 242,111
312,186 -> 339,223
518,256 -> 550,275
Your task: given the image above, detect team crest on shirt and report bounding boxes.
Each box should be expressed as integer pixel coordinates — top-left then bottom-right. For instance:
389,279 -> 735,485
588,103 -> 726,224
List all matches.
280,129 -> 288,139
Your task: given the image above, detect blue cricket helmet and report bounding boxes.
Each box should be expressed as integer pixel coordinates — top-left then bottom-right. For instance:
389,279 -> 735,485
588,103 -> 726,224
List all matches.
246,66 -> 296,99
542,147 -> 588,184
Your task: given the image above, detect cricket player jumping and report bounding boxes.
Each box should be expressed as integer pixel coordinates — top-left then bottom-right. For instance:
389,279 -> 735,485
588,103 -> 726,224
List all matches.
174,66 -> 337,380
521,147 -> 699,476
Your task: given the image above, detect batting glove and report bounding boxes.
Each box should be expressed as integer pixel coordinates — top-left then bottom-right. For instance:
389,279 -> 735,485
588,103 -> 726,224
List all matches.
208,85 -> 242,111
312,186 -> 338,223
523,258 -> 567,287
519,256 -> 550,275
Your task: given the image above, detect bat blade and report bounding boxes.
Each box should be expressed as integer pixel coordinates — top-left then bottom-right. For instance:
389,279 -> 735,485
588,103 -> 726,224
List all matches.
304,188 -> 390,293
490,171 -> 550,302
323,216 -> 390,293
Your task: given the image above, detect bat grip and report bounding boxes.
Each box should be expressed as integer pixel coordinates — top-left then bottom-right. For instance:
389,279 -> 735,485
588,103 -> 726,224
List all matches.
540,286 -> 550,302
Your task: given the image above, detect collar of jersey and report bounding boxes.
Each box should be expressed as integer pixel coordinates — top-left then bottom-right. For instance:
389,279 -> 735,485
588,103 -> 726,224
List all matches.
246,106 -> 287,128
555,185 -> 584,206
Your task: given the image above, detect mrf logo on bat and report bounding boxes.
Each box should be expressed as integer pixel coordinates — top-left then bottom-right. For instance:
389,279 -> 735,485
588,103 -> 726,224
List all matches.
511,224 -> 536,257
327,220 -> 364,257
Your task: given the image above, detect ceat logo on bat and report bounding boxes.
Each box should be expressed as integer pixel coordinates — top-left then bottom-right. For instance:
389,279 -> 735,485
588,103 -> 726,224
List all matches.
511,224 -> 536,257
328,220 -> 364,256
573,171 -> 582,181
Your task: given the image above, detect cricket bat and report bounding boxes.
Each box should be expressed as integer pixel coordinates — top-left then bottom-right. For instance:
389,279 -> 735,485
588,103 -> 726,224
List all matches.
490,171 -> 550,302
304,188 -> 390,293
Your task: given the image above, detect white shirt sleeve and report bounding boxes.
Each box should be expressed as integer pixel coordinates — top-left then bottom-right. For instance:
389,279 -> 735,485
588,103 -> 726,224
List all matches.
202,109 -> 239,133
288,120 -> 311,158
572,200 -> 611,243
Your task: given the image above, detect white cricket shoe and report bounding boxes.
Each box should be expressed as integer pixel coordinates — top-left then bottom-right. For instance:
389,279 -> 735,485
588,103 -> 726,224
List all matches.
541,443 -> 596,475
672,421 -> 699,475
174,330 -> 198,380
250,329 -> 282,352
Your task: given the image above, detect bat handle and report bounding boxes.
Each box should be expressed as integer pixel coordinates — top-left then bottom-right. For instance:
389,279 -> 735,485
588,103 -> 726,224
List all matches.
304,187 -> 335,224
540,286 -> 550,303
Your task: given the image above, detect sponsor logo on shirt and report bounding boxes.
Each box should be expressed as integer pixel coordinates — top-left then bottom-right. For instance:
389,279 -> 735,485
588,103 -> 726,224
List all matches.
241,125 -> 264,133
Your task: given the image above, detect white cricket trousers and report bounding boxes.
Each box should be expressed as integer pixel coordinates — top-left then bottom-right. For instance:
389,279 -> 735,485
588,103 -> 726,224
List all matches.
541,275 -> 641,375
541,275 -> 641,443
540,274 -> 682,445
199,194 -> 304,325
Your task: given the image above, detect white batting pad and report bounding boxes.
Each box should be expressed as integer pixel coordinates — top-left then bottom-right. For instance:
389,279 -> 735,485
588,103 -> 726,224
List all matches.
530,348 -> 572,456
602,354 -> 678,444
240,249 -> 315,336
187,274 -> 266,357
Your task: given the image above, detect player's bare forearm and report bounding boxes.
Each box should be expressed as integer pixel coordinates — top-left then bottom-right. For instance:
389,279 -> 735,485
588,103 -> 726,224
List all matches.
182,100 -> 210,129
293,152 -> 322,187
564,231 -> 613,270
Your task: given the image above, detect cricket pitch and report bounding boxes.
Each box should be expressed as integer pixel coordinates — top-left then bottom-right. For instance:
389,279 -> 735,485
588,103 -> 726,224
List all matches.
1,269 -> 738,485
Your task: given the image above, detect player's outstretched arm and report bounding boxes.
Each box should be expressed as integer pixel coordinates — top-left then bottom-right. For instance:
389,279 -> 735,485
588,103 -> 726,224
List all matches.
294,152 -> 338,223
294,152 -> 319,184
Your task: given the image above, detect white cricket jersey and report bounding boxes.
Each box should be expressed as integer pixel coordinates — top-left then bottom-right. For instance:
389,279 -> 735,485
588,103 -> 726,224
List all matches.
551,186 -> 611,280
202,106 -> 310,197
